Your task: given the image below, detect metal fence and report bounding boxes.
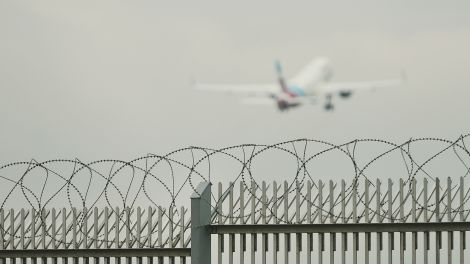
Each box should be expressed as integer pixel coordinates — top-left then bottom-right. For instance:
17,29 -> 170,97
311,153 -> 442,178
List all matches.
2,177 -> 470,264
0,206 -> 190,263
210,177 -> 470,264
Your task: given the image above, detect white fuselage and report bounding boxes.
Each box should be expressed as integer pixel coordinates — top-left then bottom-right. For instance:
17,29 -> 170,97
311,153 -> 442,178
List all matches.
274,58 -> 333,110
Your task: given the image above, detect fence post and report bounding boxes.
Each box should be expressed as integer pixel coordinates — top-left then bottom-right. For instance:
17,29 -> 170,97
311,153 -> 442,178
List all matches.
191,182 -> 211,264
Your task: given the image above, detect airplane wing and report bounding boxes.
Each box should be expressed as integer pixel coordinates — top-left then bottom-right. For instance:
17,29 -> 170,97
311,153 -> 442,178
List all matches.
319,78 -> 404,93
241,95 -> 318,105
194,82 -> 278,96
241,97 -> 275,105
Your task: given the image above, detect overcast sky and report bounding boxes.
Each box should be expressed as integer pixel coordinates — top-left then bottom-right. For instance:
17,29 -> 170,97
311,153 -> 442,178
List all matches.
2,4 -> 470,262
1,1 -> 470,163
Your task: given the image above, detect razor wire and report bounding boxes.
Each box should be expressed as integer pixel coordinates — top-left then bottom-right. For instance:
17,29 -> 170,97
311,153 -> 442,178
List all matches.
1,134 -> 470,245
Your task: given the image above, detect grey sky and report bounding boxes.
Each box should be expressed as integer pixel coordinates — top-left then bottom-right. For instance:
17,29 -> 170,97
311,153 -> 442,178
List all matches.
1,5 -> 470,263
1,1 -> 470,163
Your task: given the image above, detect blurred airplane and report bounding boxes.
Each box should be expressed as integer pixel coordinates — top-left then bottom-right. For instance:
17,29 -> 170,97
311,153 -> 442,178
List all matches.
194,57 -> 405,111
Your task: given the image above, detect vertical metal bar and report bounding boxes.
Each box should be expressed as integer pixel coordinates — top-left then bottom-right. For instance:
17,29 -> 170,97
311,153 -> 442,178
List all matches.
147,207 -> 153,264
387,179 -> 392,264
251,181 -> 256,264
460,177 -> 465,264
319,180 -> 324,264
62,208 -> 67,264
307,180 -> 312,264
436,178 -> 441,264
460,177 -> 464,220
424,178 -> 428,222
365,179 -> 370,264
51,208 -> 57,249
217,182 -> 224,264
41,209 -> 47,264
9,209 -> 14,249
228,182 -> 234,264
72,208 -> 77,264
180,207 -> 185,264
341,180 -> 346,264
284,181 -> 290,264
218,182 -> 223,264
436,177 -> 441,220
296,180 -> 301,264
365,179 -> 370,223
83,207 -> 89,264
411,178 -> 417,264
115,207 -> 121,264
376,179 -> 382,264
376,179 -> 382,223
262,181 -> 267,264
31,209 -> 37,264
447,177 -> 452,264
447,177 -> 452,222
51,208 -> 57,264
240,182 -> 245,264
94,207 -> 99,264
352,179 -> 357,264
157,206 -> 163,264
136,207 -> 141,248
423,178 -> 428,264
51,209 -> 56,249
191,181 -> 212,264
273,181 -> 278,264
105,207 -> 110,264
21,209 -> 26,264
329,180 -> 334,264
10,209 -> 15,264
399,178 -> 404,221
125,207 -> 131,264
0,209 -> 4,264
399,179 -> 404,264
136,207 -> 142,264
169,206 -> 174,264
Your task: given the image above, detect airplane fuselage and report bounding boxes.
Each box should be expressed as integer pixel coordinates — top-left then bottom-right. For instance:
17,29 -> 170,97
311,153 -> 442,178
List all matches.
274,58 -> 334,110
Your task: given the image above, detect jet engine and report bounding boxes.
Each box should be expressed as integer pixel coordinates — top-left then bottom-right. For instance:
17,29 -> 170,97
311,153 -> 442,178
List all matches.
324,93 -> 334,111
339,90 -> 352,98
276,97 -> 301,111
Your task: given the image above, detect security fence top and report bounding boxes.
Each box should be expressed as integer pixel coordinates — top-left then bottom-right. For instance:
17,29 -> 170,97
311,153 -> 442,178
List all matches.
1,177 -> 469,251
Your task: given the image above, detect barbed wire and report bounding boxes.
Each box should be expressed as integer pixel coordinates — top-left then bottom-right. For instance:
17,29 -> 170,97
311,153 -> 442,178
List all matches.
1,135 -> 470,243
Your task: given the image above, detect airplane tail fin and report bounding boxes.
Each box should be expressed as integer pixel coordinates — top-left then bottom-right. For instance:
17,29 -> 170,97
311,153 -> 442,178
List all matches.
275,60 -> 283,77
275,60 -> 289,92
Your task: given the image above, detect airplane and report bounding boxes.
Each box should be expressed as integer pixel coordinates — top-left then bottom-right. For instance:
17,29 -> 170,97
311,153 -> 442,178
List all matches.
194,57 -> 405,111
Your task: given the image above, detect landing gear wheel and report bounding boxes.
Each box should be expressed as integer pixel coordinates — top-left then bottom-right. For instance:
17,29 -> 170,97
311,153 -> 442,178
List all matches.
325,103 -> 334,111
325,94 -> 334,111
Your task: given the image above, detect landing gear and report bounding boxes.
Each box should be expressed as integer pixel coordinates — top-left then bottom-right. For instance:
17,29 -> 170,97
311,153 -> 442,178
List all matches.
324,94 -> 334,111
324,103 -> 334,111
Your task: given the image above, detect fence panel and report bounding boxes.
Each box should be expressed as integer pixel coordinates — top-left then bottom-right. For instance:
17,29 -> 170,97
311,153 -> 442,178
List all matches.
212,177 -> 470,264
1,177 -> 470,264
